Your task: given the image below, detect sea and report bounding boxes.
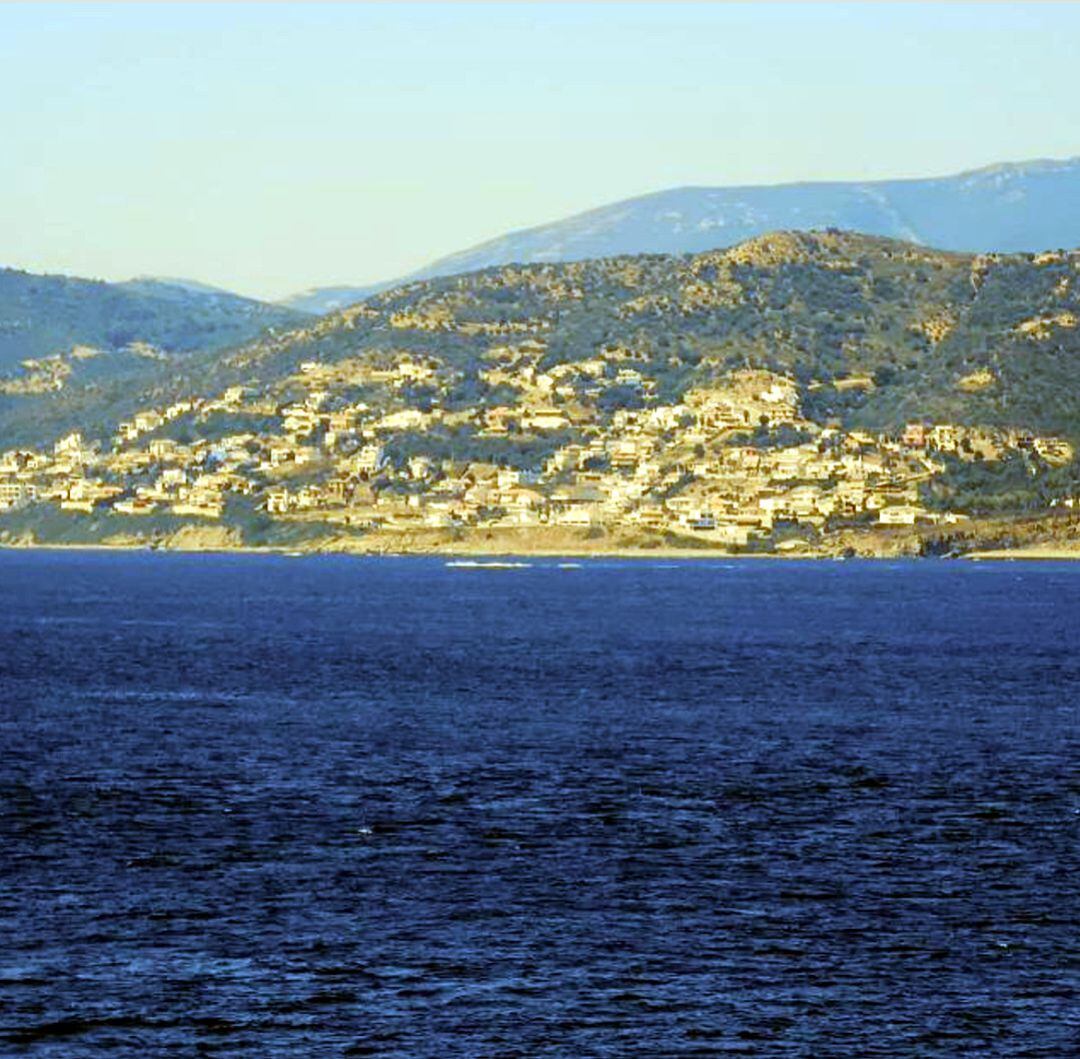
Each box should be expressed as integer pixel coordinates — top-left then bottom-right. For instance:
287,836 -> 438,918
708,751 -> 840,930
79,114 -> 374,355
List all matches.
1,551 -> 1077,1057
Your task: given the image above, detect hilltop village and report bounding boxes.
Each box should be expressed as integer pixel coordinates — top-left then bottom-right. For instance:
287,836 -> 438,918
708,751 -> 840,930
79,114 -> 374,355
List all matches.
0,338 -> 1074,555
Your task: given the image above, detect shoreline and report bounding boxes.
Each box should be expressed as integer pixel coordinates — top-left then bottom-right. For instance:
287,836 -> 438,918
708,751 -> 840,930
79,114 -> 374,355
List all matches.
963,545 -> 1080,561
4,539 -> 1080,561
4,512 -> 1080,562
5,508 -> 1080,562
0,540 -> 803,560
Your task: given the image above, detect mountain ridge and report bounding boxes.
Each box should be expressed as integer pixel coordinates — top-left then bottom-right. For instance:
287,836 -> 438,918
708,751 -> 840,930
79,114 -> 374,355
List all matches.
279,156 -> 1080,314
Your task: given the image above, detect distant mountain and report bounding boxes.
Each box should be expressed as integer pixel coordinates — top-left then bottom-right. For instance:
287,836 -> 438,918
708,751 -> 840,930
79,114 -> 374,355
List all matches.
119,276 -> 252,299
0,267 -> 311,373
279,283 -> 391,316
281,157 -> 1080,314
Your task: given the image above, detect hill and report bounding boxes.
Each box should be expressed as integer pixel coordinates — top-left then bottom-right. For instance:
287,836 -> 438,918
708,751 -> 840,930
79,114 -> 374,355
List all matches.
117,276 -> 266,300
281,157 -> 1080,314
7,229 -> 1080,447
0,267 -> 311,375
4,230 -> 1080,556
236,230 -> 1080,443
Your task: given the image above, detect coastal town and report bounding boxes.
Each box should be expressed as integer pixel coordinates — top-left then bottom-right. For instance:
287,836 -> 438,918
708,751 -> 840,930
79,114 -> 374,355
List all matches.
0,337 -> 1074,553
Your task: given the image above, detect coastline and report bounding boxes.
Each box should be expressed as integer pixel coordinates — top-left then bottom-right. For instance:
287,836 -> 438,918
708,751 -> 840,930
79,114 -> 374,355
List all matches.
0,539 -> 795,560
5,538 -> 1080,561
3,513 -> 1080,561
963,545 -> 1080,561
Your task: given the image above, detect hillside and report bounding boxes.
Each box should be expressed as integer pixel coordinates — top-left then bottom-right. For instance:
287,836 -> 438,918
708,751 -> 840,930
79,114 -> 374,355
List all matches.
282,157 -> 1080,314
4,230 -> 1080,555
0,267 -> 310,375
7,229 -> 1080,447
237,230 -> 1080,443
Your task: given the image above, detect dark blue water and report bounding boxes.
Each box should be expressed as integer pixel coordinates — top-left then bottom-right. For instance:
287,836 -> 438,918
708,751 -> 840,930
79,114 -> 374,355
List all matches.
1,553 -> 1078,1057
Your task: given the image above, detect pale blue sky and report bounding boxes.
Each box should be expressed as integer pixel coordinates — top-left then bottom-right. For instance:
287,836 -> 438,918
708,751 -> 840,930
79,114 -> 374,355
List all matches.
2,2 -> 1078,299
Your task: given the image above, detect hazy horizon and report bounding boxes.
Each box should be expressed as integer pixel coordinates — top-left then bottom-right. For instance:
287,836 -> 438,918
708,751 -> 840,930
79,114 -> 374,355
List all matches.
3,1 -> 1080,300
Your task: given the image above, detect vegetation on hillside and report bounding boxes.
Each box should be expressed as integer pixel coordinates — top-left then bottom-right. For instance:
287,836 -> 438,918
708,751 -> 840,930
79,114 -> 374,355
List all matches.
4,230 -> 1080,510
0,267 -> 310,384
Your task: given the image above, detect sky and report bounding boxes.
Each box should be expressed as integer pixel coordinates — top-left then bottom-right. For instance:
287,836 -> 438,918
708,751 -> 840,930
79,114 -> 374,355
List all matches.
2,1 -> 1079,300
